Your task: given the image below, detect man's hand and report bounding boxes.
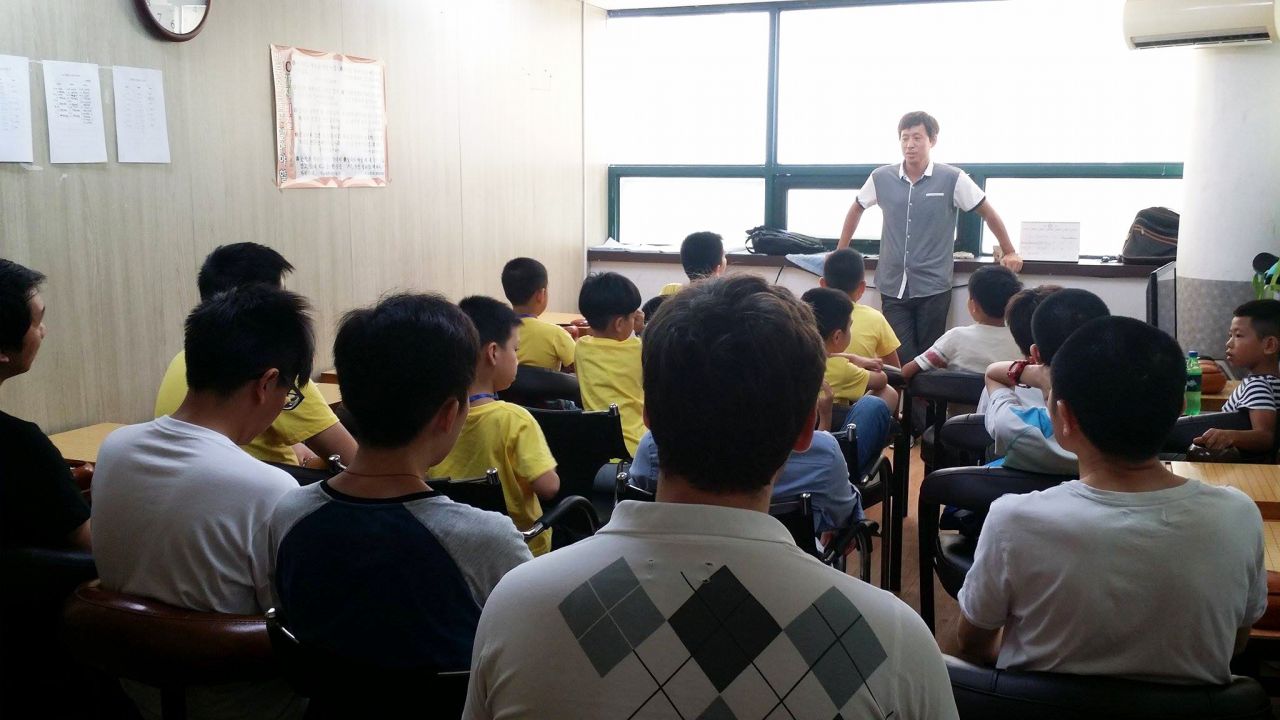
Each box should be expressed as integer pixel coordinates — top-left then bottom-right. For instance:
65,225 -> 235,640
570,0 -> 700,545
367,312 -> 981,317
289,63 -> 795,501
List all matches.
1000,252 -> 1024,272
1194,428 -> 1235,450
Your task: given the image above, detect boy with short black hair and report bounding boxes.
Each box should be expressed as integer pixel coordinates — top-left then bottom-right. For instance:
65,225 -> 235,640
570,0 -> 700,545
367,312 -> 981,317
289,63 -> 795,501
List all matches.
270,293 -> 531,679
903,264 -> 1022,380
430,296 -> 560,556
1194,299 -> 1280,455
802,287 -> 896,473
0,259 -> 91,552
660,231 -> 726,296
821,248 -> 902,368
501,257 -> 576,372
975,284 -> 1062,413
958,316 -> 1265,685
575,272 -> 645,455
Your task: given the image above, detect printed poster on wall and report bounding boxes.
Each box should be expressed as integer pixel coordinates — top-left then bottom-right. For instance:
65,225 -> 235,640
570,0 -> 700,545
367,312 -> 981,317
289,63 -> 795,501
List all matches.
270,45 -> 388,189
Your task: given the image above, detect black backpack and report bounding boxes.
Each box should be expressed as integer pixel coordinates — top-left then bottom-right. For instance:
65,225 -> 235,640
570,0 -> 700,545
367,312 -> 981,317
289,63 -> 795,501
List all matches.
745,226 -> 826,256
1120,207 -> 1179,264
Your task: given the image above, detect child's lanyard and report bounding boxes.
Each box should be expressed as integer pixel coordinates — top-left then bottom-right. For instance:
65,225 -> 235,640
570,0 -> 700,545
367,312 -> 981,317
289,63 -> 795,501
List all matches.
469,393 -> 499,404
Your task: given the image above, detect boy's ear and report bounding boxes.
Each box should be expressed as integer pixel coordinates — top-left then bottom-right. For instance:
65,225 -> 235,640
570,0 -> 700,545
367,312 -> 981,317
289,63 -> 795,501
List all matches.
537,287 -> 549,304
1264,334 -> 1280,356
818,277 -> 828,288
853,281 -> 867,302
253,368 -> 282,405
434,396 -> 464,436
792,406 -> 817,453
1051,396 -> 1083,449
483,341 -> 499,366
1030,344 -> 1043,365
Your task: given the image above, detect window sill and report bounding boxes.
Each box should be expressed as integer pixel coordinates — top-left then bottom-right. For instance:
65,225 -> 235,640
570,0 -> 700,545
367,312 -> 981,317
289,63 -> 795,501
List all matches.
586,248 -> 1155,279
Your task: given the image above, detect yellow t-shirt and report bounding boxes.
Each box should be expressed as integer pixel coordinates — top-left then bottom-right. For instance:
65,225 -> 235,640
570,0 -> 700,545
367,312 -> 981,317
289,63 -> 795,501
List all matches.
659,283 -> 682,297
516,316 -> 576,371
428,400 -> 558,556
574,335 -> 644,457
825,355 -> 871,405
154,351 -> 339,466
842,303 -> 902,360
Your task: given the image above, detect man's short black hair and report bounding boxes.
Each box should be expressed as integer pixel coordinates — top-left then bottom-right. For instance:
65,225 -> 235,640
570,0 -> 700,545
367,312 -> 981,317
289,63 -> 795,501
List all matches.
1031,288 -> 1110,365
1234,299 -> 1280,342
335,294 -> 479,448
1006,285 -> 1062,357
801,287 -> 853,341
197,243 -> 294,301
1052,316 -> 1185,462
641,295 -> 667,323
501,257 -> 548,306
644,275 -> 825,494
898,111 -> 939,141
578,272 -> 641,331
459,295 -> 522,348
969,265 -> 1023,319
184,285 -> 314,398
680,232 -> 725,281
822,249 -> 865,293
0,259 -> 45,353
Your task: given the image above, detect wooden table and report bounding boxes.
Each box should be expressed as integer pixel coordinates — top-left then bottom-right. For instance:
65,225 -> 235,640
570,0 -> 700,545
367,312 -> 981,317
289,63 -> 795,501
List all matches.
49,423 -> 126,464
318,369 -> 338,384
1202,380 -> 1240,413
1172,462 -> 1280,572
316,382 -> 342,407
540,311 -> 586,327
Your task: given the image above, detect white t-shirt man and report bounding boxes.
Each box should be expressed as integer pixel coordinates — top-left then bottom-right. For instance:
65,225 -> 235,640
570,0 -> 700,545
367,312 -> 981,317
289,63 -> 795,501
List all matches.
465,500 -> 958,720
913,323 -> 1021,376
959,478 -> 1267,685
92,415 -> 304,720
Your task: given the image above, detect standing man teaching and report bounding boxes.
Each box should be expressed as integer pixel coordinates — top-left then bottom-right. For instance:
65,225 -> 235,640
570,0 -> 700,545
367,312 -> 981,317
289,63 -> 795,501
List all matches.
838,111 -> 1022,366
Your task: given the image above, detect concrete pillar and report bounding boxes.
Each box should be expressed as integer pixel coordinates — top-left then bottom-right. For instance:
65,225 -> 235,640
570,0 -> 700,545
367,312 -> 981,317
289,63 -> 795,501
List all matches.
1176,40 -> 1280,363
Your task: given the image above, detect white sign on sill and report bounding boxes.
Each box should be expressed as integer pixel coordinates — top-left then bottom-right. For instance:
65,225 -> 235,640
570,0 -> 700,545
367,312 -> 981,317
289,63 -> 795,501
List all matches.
1019,221 -> 1081,263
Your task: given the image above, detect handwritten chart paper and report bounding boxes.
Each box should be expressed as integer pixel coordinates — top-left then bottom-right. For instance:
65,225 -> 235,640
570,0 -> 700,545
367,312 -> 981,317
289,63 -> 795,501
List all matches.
0,55 -> 34,163
113,66 -> 170,163
270,45 -> 388,188
1019,221 -> 1081,263
43,60 -> 107,164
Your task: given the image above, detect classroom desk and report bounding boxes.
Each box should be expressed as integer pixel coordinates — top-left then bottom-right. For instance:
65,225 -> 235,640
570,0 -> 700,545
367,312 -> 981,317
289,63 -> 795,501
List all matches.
318,369 -> 338,384
1172,462 -> 1280,570
540,311 -> 586,327
49,423 -> 126,465
1202,380 -> 1240,413
316,382 -> 342,407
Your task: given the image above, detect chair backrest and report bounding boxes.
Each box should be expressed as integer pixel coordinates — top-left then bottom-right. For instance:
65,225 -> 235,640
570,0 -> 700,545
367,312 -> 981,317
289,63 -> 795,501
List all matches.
945,654 -> 1271,720
919,465 -> 1074,514
768,493 -> 821,560
529,404 -> 631,499
939,413 -> 993,464
426,469 -> 505,514
502,364 -> 581,408
266,609 -> 468,718
908,369 -> 987,408
61,580 -> 275,689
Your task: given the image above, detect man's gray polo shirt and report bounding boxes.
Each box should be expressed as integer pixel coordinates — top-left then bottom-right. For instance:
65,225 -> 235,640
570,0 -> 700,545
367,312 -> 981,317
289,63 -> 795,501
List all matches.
856,161 -> 985,299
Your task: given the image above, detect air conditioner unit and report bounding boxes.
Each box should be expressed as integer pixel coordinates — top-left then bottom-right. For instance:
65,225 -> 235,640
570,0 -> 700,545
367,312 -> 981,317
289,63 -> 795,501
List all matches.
1124,0 -> 1278,49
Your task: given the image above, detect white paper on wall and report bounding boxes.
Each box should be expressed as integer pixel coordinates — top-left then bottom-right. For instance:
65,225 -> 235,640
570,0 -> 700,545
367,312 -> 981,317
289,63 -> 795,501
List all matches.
113,65 -> 171,163
43,60 -> 107,164
0,54 -> 34,163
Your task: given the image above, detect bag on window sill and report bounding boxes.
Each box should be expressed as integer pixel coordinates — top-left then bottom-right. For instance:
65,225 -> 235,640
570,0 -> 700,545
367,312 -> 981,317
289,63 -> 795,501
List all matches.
1120,207 -> 1179,265
745,226 -> 827,256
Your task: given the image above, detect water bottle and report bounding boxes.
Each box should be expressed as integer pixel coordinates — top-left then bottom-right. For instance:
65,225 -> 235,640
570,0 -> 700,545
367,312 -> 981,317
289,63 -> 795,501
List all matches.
1185,350 -> 1202,416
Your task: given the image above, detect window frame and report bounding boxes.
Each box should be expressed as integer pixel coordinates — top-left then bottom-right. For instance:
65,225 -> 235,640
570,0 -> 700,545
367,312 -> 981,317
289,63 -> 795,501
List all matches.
605,0 -> 1184,257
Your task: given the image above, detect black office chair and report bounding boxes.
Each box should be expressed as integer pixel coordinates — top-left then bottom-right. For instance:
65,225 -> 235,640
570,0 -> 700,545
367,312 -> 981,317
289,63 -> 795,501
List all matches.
940,413 -> 994,466
1161,409 -> 1279,463
918,466 -> 1075,631
267,454 -> 346,486
831,421 -> 899,590
528,404 -> 632,526
768,492 -> 878,583
945,654 -> 1271,720
427,469 -> 602,547
266,609 -> 469,719
502,364 -> 581,409
903,370 -> 987,476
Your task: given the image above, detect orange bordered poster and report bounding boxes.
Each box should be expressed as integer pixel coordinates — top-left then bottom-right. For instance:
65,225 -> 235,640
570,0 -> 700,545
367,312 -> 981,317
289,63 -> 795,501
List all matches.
270,45 -> 388,189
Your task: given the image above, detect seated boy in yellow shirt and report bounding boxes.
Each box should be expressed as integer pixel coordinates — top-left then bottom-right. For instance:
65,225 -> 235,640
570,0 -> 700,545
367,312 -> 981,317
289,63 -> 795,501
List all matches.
502,257 -> 576,372
430,296 -> 561,556
574,272 -> 645,456
155,242 -> 356,467
659,231 -> 727,296
820,248 -> 901,369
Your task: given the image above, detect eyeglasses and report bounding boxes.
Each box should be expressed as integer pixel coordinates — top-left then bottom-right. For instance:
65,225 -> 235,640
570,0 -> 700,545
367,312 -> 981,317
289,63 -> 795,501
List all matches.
283,385 -> 304,411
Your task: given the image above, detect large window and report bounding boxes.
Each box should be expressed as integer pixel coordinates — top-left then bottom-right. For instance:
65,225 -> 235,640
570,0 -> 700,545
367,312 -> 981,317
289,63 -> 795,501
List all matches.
603,0 -> 1189,256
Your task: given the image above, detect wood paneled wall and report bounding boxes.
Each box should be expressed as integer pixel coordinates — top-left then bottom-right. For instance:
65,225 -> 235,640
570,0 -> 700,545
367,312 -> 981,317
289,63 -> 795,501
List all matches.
0,0 -> 587,433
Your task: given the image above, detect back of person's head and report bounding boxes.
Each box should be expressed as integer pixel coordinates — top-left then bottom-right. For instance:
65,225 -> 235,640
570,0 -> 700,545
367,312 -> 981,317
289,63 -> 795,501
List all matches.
1052,316 -> 1184,461
680,232 -> 725,280
1234,299 -> 1280,345
500,257 -> 548,306
578,272 -> 641,331
800,287 -> 853,341
644,275 -> 825,493
459,295 -> 521,348
1031,288 -> 1110,364
0,258 -> 45,354
899,110 -> 939,141
641,295 -> 666,323
969,265 -> 1023,319
334,294 -> 479,448
185,285 -> 314,397
822,249 -> 866,294
196,242 -> 294,301
1005,285 -> 1062,357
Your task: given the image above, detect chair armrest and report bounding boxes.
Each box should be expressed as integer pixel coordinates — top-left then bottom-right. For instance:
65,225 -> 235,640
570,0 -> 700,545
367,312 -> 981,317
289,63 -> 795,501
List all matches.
525,495 -> 600,540
884,366 -> 904,388
940,413 -> 992,454
908,370 -> 986,405
821,520 -> 879,565
1163,410 -> 1252,452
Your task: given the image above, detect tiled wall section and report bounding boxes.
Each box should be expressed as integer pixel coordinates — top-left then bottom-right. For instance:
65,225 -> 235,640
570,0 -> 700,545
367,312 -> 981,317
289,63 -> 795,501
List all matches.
1177,277 -> 1257,373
